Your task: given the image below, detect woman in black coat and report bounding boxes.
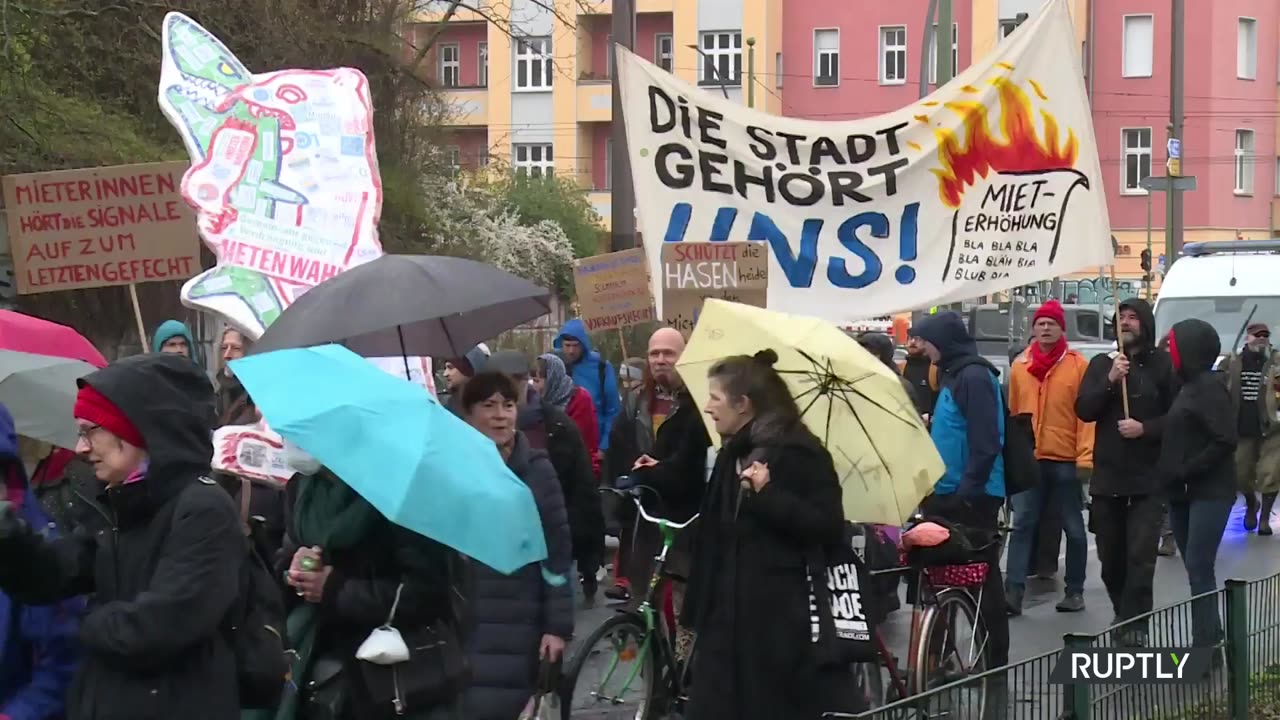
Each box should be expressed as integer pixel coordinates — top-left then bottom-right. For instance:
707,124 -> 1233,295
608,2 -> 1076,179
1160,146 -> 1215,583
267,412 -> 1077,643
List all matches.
280,449 -> 460,719
681,350 -> 851,720
457,372 -> 574,720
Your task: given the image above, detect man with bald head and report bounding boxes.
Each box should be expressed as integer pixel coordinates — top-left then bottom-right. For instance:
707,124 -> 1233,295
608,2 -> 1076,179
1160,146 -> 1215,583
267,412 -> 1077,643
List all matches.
604,327 -> 710,615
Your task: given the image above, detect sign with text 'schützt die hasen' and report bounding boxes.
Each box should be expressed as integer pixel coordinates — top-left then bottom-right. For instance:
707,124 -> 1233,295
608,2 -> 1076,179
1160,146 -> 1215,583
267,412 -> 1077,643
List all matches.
661,241 -> 768,338
2,161 -> 200,294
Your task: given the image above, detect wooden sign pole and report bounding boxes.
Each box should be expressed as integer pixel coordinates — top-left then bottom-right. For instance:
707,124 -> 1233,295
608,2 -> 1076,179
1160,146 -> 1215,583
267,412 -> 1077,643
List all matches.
1108,266 -> 1131,418
127,283 -> 147,352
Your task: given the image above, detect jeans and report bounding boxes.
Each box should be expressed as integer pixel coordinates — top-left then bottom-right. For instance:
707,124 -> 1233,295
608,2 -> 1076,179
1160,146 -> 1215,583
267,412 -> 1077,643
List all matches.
1006,461 -> 1088,594
1169,498 -> 1233,647
1091,494 -> 1162,623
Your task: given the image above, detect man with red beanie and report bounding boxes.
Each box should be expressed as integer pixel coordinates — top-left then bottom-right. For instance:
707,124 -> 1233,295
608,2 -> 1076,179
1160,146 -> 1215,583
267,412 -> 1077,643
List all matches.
0,353 -> 245,720
1005,299 -> 1095,615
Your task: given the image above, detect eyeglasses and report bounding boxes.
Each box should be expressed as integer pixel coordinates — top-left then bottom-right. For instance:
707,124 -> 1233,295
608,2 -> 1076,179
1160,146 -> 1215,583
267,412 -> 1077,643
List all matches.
1256,333 -> 1271,340
76,424 -> 102,442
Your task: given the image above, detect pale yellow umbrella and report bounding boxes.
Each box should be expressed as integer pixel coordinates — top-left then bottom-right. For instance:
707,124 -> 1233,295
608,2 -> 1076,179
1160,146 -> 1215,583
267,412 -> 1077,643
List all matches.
676,299 -> 943,526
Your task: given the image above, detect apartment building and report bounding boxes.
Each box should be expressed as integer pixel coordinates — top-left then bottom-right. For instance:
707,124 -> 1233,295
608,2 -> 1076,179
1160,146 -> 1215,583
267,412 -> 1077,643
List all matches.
418,0 -> 1280,286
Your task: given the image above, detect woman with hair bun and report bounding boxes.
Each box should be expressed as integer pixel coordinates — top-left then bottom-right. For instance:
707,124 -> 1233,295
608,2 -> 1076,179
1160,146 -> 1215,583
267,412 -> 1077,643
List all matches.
681,349 -> 853,720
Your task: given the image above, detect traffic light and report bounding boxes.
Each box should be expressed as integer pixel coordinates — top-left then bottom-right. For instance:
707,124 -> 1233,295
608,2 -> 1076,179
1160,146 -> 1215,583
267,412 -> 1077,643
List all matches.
1140,249 -> 1152,272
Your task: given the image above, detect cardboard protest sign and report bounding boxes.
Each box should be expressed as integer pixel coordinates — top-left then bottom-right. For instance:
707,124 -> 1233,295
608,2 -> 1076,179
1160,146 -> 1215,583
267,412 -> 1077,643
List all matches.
158,13 -> 433,393
2,162 -> 200,294
616,0 -> 1111,323
572,248 -> 654,332
213,423 -> 294,486
661,241 -> 767,338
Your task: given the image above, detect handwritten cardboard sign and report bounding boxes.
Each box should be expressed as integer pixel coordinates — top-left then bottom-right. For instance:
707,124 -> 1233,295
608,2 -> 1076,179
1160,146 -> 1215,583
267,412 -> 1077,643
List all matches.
2,161 -> 200,294
213,423 -> 295,486
573,247 -> 655,332
660,241 -> 768,337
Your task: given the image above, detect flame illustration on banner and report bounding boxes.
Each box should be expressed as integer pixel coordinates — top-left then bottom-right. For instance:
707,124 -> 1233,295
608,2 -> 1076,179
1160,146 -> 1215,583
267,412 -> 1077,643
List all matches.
930,72 -> 1080,208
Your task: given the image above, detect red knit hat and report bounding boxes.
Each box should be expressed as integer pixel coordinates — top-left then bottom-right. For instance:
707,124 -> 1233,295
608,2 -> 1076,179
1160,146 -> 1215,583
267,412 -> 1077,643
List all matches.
74,383 -> 146,449
1033,300 -> 1067,330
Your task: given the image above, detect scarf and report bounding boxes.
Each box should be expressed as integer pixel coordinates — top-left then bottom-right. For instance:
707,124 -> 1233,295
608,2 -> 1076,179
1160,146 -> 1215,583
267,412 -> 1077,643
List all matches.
537,352 -> 574,408
292,469 -> 381,551
1027,338 -> 1067,381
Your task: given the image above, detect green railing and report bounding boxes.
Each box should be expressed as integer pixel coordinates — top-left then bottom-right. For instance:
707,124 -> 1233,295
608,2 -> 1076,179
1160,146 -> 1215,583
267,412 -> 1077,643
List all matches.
852,572 -> 1280,720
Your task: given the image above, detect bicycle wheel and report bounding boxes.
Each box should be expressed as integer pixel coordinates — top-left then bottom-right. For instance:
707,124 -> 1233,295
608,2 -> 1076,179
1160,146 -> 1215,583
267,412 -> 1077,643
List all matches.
562,613 -> 659,720
911,588 -> 991,720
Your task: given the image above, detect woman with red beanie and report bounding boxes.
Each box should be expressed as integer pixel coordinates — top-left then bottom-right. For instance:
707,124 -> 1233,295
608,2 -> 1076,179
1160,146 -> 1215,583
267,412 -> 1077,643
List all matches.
0,353 -> 245,720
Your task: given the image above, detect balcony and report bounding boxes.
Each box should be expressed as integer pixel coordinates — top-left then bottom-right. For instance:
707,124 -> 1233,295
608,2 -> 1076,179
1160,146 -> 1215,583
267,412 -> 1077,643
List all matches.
576,0 -> 675,14
577,78 -> 612,122
441,88 -> 488,126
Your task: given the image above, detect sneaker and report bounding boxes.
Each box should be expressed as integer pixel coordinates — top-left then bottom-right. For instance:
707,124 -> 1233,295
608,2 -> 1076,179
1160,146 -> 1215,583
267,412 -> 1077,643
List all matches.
604,583 -> 631,603
1245,498 -> 1260,532
1004,585 -> 1024,617
1158,534 -> 1177,557
1055,593 -> 1085,613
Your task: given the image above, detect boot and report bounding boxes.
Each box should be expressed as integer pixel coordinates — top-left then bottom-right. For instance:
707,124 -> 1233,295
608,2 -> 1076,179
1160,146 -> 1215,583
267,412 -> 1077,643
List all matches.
1261,493 -> 1277,536
1158,533 -> 1177,557
1005,584 -> 1024,617
1245,493 -> 1260,532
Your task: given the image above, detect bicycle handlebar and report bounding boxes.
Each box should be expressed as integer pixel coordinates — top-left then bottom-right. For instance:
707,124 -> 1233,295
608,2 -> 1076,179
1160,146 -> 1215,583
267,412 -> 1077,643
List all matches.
600,485 -> 700,530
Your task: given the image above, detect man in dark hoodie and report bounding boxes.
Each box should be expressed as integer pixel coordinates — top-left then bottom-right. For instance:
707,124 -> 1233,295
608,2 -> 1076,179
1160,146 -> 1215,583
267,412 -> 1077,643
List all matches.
1161,318 -> 1237,654
486,350 -> 605,604
1227,322 -> 1280,533
910,311 -> 1009,667
0,353 -> 244,720
1075,298 -> 1177,644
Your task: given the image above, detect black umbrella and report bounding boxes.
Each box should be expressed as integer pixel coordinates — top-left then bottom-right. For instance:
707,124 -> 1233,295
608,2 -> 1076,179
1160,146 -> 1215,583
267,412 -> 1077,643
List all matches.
248,254 -> 552,359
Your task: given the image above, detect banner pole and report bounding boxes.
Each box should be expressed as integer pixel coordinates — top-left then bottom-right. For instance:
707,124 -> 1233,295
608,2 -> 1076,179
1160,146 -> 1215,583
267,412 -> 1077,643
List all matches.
127,283 -> 147,353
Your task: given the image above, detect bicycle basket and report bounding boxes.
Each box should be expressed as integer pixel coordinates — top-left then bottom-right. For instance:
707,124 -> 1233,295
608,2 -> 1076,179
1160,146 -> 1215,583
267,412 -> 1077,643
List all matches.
923,562 -> 989,589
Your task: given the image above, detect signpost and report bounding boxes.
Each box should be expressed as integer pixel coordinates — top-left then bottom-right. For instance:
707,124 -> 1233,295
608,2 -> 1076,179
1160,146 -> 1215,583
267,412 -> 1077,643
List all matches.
1139,174 -> 1197,296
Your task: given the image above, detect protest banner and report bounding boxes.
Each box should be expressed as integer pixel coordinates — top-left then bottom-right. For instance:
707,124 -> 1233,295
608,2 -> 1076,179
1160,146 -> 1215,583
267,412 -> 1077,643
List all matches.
573,247 -> 654,332
661,241 -> 767,338
615,0 -> 1111,323
2,162 -> 200,295
158,12 -> 432,394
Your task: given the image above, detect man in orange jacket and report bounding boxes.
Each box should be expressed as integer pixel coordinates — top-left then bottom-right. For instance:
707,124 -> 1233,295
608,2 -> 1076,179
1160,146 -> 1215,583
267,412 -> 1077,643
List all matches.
1004,300 -> 1095,615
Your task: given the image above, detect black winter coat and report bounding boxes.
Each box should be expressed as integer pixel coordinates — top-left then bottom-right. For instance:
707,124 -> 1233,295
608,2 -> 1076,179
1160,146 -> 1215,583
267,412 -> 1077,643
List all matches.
1075,298 -> 1178,496
0,354 -> 244,720
276,474 -> 456,718
1160,319 -> 1238,502
517,390 -> 603,567
681,419 -> 851,720
464,431 -> 574,720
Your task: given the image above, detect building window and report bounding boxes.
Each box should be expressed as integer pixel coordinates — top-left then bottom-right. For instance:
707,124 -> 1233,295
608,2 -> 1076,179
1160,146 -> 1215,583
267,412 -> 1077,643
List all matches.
928,23 -> 958,84
515,37 -> 553,91
1238,17 -> 1258,80
879,26 -> 907,85
604,139 -> 613,191
478,42 -> 488,87
1236,129 -> 1255,194
999,18 -> 1019,38
1122,15 -> 1153,78
813,29 -> 839,86
775,52 -> 783,89
446,146 -> 460,176
439,43 -> 460,88
1121,128 -> 1151,194
514,143 -> 554,178
655,33 -> 673,73
698,31 -> 742,86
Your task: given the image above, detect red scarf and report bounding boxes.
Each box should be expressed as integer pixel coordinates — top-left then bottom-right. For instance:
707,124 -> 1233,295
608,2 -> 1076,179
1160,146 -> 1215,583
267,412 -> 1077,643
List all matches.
1027,338 -> 1067,381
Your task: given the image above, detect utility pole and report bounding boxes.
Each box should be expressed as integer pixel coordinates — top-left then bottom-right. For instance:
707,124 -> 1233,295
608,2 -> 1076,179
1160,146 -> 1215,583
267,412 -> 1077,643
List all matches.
610,0 -> 637,252
935,0 -> 953,86
746,37 -> 756,108
918,0 -> 938,99
1166,0 -> 1185,269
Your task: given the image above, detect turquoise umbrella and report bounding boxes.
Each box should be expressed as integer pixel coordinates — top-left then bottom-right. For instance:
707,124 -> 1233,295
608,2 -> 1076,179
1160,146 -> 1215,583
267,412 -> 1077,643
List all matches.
230,344 -> 547,574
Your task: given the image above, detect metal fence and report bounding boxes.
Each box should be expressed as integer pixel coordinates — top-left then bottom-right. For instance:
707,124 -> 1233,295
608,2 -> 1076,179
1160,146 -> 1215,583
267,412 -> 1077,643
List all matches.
850,572 -> 1280,720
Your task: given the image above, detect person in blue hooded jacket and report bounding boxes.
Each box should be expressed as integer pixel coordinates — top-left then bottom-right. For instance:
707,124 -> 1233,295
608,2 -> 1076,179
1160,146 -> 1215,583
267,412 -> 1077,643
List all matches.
0,404 -> 83,720
910,311 -> 1009,667
553,319 -> 620,457
152,319 -> 202,367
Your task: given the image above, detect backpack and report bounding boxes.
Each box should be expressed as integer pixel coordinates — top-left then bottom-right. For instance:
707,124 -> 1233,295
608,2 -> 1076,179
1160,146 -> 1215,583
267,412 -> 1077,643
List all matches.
228,478 -> 291,709
999,383 -> 1039,497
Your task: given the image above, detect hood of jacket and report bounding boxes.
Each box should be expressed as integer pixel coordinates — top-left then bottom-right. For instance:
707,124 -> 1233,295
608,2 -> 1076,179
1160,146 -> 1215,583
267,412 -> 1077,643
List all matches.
912,311 -> 986,372
151,319 -> 201,365
553,319 -> 597,362
80,353 -> 216,497
1169,318 -> 1221,382
1117,298 -> 1157,354
857,332 -> 897,370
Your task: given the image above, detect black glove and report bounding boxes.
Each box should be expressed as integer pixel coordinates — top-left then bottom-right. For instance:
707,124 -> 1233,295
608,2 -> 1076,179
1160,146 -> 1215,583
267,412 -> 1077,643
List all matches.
0,502 -> 29,542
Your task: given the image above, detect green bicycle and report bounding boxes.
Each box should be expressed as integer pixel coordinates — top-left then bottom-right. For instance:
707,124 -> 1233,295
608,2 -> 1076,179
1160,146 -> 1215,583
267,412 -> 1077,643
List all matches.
561,484 -> 699,720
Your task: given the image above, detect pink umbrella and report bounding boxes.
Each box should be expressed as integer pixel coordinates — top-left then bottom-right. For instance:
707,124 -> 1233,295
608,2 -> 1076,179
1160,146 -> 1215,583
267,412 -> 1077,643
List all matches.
0,310 -> 107,368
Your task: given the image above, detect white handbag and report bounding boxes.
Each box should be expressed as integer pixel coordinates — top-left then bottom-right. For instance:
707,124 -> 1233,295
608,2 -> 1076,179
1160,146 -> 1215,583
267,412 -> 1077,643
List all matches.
355,583 -> 411,665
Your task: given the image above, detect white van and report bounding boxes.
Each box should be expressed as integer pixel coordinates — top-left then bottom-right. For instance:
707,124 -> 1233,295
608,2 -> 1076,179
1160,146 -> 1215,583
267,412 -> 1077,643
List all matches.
1154,240 -> 1280,365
